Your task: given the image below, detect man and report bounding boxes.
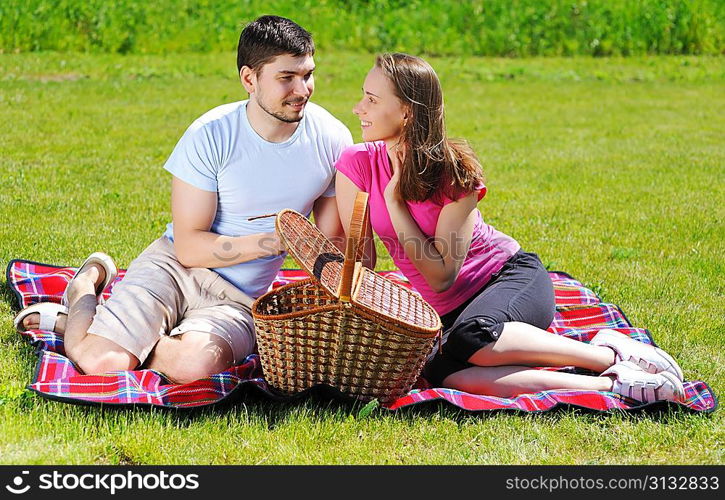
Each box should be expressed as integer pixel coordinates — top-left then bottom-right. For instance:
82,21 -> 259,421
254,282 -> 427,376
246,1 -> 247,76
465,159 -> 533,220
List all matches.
15,16 -> 353,384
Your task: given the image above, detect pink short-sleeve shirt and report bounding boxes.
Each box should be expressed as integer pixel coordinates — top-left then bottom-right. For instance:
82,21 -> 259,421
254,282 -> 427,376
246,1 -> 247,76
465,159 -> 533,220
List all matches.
335,142 -> 521,315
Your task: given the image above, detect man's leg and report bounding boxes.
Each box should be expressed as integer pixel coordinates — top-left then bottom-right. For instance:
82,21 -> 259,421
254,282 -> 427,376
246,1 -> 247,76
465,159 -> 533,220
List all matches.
62,237 -> 187,375
144,333 -> 234,385
61,263 -> 140,374
144,302 -> 256,384
19,261 -> 139,374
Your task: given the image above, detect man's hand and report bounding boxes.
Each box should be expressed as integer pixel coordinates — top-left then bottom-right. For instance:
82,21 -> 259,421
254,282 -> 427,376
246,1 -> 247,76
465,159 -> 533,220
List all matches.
269,231 -> 287,255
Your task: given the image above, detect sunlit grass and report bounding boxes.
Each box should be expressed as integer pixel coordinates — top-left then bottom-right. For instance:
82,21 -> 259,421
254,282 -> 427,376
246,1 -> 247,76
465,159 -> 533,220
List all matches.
0,52 -> 722,464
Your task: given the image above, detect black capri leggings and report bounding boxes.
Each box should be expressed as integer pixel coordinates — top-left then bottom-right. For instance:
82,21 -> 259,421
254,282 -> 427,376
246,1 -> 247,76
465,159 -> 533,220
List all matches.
423,250 -> 556,387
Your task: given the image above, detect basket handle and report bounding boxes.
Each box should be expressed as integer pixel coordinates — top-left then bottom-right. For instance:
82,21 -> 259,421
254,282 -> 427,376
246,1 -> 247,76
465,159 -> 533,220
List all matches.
338,191 -> 370,302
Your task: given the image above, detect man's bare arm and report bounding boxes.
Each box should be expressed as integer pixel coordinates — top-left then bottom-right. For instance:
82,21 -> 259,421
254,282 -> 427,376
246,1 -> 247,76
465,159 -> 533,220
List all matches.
171,177 -> 283,268
312,195 -> 346,254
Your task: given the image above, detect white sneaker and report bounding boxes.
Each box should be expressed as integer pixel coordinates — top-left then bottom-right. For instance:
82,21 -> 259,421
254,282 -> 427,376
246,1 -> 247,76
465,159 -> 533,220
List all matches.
602,360 -> 685,403
591,329 -> 684,381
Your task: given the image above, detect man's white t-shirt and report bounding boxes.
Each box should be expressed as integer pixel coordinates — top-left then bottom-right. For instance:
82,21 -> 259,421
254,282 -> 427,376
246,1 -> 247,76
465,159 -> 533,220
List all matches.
163,100 -> 353,298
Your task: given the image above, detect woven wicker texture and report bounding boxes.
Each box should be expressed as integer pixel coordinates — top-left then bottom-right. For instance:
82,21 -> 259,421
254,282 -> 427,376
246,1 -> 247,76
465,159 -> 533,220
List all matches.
253,192 -> 441,403
353,268 -> 440,330
253,280 -> 438,402
276,209 -> 344,298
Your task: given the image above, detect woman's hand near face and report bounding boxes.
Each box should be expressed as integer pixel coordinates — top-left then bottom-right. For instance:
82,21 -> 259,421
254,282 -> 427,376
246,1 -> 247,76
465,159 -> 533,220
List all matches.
383,165 -> 402,203
383,148 -> 404,203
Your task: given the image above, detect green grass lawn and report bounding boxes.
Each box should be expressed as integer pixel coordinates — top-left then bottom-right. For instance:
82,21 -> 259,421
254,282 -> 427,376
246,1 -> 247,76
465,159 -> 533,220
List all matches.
0,52 -> 722,464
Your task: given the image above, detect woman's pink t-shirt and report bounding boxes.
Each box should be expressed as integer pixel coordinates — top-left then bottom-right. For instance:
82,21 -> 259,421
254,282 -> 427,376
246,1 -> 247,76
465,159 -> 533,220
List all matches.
335,142 -> 521,315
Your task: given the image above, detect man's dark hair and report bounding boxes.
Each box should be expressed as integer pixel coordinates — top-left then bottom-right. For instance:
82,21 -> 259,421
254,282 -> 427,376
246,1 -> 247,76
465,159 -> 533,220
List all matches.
237,15 -> 315,73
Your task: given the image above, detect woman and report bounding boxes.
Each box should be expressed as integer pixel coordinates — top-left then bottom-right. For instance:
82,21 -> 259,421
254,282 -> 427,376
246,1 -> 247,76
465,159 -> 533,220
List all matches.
334,53 -> 685,403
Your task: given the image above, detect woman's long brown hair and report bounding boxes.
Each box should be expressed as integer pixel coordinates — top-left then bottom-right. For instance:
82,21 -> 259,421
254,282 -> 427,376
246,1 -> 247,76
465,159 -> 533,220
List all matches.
376,53 -> 484,203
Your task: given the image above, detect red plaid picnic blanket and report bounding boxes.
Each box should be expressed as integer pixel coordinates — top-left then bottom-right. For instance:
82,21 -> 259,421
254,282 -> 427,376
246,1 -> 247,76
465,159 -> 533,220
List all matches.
6,259 -> 717,413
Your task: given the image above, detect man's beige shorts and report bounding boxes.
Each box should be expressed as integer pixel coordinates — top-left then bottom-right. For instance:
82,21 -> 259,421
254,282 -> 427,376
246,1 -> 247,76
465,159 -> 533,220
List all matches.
87,237 -> 256,365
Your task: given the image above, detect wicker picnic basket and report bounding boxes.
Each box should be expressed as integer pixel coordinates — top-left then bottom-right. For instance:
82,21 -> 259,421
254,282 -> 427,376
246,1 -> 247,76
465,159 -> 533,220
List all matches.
252,192 -> 442,403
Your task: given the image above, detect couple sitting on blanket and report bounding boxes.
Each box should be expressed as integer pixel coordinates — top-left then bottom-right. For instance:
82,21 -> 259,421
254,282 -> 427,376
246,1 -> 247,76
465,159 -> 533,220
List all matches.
15,15 -> 685,404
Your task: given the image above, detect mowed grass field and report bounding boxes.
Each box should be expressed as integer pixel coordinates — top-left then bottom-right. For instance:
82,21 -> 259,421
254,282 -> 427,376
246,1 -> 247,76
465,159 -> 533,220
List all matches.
0,52 -> 722,464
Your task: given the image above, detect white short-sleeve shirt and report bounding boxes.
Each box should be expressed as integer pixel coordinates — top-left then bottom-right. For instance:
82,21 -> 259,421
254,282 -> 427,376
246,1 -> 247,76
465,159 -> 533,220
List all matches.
163,100 -> 353,297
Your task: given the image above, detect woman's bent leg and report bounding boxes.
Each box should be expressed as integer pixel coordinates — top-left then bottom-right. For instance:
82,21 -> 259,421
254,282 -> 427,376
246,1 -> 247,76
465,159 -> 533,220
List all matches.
427,251 -> 614,391
468,321 -> 615,372
442,365 -> 612,397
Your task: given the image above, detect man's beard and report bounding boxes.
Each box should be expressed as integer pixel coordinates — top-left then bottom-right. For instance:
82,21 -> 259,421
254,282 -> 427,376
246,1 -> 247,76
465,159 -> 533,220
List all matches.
257,97 -> 306,123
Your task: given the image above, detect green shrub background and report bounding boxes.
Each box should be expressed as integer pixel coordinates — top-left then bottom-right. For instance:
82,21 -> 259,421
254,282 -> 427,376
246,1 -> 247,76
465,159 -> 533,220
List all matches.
2,0 -> 723,56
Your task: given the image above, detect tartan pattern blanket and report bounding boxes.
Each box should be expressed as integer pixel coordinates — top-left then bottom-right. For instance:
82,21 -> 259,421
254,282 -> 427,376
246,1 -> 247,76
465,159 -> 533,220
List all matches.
6,259 -> 717,413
